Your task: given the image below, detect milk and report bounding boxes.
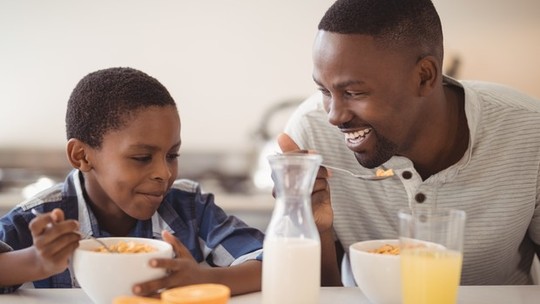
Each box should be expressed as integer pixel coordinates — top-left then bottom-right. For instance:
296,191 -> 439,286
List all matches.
262,237 -> 320,304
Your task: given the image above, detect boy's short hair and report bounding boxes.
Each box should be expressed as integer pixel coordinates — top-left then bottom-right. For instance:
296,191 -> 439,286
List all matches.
318,0 -> 443,62
66,67 -> 176,148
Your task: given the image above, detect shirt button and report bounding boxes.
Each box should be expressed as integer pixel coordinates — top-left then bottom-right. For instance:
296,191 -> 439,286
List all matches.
402,171 -> 413,179
415,193 -> 426,203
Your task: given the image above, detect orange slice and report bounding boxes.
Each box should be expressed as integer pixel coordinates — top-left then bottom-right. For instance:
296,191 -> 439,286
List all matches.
161,283 -> 231,304
112,296 -> 163,304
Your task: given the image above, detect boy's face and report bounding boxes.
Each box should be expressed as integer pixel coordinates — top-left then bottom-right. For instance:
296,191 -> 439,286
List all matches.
83,105 -> 181,221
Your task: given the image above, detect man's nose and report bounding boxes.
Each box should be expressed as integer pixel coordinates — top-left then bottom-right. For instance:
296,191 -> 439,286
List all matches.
326,96 -> 351,126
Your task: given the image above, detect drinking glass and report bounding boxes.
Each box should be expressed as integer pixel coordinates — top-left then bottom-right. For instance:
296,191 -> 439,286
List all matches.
398,208 -> 466,304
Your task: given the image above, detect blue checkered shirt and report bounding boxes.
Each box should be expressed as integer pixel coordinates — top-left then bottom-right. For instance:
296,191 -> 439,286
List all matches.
0,170 -> 264,293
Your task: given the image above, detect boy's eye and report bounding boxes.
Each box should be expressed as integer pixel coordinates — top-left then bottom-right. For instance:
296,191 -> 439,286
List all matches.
132,156 -> 152,162
167,153 -> 180,161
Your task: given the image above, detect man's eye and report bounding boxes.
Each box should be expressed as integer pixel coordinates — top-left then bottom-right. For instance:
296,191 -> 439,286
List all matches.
346,91 -> 366,98
318,87 -> 331,97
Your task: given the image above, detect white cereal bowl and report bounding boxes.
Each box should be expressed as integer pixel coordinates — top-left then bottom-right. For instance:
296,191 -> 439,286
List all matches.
72,237 -> 173,304
349,239 -> 402,304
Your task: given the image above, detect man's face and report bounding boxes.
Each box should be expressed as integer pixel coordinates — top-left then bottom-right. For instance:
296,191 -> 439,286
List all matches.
84,105 -> 181,220
312,31 -> 424,168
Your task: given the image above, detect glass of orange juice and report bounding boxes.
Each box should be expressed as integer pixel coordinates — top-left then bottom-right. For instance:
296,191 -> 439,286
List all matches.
398,208 -> 466,304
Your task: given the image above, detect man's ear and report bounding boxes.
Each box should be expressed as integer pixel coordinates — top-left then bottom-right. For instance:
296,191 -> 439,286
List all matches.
416,55 -> 439,97
66,138 -> 92,172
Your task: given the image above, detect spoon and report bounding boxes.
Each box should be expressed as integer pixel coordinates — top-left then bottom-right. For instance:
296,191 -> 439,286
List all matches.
30,208 -> 114,253
322,164 -> 394,181
274,152 -> 394,181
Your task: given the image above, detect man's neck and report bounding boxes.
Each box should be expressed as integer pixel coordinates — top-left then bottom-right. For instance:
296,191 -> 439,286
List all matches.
415,83 -> 468,180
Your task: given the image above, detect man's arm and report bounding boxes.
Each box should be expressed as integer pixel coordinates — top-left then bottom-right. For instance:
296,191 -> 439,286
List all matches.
320,231 -> 343,286
277,132 -> 342,286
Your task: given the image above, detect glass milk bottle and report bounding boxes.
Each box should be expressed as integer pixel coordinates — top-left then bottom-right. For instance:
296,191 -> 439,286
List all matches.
262,153 -> 322,304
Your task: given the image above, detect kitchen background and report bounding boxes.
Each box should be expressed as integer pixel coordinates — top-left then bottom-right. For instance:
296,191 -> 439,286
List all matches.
1,0 -> 539,231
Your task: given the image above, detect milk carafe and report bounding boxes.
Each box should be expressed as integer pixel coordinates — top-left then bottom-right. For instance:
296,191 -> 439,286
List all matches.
262,153 -> 322,304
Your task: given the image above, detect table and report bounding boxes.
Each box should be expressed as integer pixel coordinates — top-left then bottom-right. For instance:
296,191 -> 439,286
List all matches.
1,285 -> 540,303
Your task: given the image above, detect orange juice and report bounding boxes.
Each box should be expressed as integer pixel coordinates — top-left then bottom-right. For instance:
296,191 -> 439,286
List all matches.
401,248 -> 462,304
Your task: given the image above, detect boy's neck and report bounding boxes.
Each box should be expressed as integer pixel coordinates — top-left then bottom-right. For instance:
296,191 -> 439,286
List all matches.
82,189 -> 137,236
93,209 -> 136,236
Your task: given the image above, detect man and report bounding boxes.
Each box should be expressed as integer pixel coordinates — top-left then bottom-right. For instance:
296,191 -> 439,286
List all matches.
278,0 -> 540,286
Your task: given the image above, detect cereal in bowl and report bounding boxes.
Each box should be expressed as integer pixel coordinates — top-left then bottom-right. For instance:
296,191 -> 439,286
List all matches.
368,243 -> 400,255
94,241 -> 156,253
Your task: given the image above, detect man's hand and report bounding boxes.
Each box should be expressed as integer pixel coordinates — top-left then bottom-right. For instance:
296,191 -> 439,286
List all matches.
276,132 -> 334,233
277,132 -> 342,286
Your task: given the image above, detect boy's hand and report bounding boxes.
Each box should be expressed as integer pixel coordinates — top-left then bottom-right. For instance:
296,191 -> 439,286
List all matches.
29,208 -> 81,277
277,132 -> 334,233
133,230 -> 209,296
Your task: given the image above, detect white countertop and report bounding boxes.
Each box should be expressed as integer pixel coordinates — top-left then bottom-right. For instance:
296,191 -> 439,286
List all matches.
2,286 -> 540,304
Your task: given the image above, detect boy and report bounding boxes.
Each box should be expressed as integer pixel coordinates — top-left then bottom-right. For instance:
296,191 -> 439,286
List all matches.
0,67 -> 264,295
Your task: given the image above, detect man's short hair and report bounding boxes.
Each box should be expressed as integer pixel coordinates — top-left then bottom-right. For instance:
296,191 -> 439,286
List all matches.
318,0 -> 444,61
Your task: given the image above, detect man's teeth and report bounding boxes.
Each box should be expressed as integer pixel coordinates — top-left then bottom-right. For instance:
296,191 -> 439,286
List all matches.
344,128 -> 372,141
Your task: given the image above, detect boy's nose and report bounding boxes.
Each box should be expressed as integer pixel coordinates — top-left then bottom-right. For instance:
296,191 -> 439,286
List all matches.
152,160 -> 173,181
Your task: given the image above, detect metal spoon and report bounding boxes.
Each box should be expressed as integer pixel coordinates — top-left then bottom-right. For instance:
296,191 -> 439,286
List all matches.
30,208 -> 114,253
273,152 -> 394,181
322,164 -> 394,181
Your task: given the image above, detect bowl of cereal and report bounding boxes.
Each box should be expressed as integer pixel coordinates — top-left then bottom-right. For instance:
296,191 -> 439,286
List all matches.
349,239 -> 401,304
73,237 -> 173,304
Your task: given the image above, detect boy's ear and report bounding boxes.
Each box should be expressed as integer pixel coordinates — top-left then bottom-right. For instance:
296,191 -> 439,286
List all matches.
66,138 -> 92,172
416,55 -> 439,97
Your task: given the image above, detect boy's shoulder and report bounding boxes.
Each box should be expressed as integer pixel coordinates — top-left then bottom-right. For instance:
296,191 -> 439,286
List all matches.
16,183 -> 64,212
170,179 -> 201,194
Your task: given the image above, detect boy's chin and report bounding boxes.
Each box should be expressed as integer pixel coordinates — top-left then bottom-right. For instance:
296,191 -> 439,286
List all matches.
127,209 -> 159,221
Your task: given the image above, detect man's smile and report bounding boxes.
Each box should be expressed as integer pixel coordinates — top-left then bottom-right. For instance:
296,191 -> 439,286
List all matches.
344,127 -> 372,145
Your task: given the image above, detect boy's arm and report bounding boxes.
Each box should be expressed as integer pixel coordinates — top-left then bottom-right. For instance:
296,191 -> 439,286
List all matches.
197,259 -> 262,295
133,230 -> 261,296
0,247 -> 50,287
0,209 -> 80,288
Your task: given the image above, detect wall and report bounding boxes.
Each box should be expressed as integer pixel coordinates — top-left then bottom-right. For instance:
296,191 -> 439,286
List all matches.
436,0 -> 540,95
1,0 -> 539,154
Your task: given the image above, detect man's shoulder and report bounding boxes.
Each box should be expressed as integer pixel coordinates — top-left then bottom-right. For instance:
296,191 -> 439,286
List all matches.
462,80 -> 540,112
294,92 -> 326,116
286,92 -> 333,131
